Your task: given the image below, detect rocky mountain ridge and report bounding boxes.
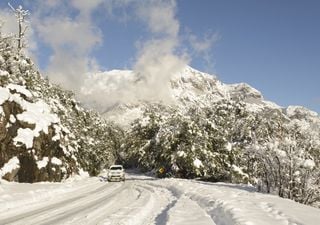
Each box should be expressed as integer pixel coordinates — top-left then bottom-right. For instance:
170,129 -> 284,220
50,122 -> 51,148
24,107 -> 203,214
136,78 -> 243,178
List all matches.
87,66 -> 317,129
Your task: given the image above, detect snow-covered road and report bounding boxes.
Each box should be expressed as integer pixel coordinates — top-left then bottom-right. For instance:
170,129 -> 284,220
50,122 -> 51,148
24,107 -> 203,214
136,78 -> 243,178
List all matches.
0,172 -> 319,225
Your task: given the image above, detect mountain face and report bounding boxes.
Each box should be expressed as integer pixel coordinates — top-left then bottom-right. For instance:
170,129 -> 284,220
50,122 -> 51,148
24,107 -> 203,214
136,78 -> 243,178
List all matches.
86,66 -> 302,126
89,66 -> 320,143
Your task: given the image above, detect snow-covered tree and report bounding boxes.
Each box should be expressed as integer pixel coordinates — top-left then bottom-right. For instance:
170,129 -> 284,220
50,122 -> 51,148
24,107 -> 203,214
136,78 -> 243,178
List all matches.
8,3 -> 29,51
244,109 -> 320,206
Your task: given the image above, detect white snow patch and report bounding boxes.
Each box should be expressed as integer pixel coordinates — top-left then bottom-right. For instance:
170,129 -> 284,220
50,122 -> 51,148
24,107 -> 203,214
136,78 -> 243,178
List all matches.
193,158 -> 203,168
14,99 -> 60,148
287,105 -> 318,117
51,157 -> 62,166
303,159 -> 315,170
13,128 -> 34,148
232,165 -> 249,178
7,84 -> 32,98
226,142 -> 232,151
52,125 -> 61,141
177,151 -> 186,157
0,85 -> 60,149
16,100 -> 59,135
0,87 -> 10,104
276,149 -> 287,158
0,70 -> 9,77
66,168 -> 90,182
0,157 -> 20,178
9,115 -> 16,123
140,117 -> 150,127
36,157 -> 49,169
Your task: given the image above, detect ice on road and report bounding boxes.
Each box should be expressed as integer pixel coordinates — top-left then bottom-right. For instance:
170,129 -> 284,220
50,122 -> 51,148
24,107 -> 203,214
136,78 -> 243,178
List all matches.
0,172 -> 319,225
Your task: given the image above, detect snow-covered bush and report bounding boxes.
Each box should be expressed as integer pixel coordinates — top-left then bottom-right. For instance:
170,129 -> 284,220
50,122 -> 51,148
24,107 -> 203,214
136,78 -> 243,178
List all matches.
244,109 -> 320,207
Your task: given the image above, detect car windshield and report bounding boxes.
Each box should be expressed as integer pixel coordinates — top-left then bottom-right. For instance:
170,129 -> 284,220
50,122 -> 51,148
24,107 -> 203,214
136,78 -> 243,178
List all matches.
110,166 -> 123,170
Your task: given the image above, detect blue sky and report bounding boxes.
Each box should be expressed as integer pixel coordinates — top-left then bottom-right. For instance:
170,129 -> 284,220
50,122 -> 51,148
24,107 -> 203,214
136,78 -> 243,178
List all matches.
0,0 -> 319,112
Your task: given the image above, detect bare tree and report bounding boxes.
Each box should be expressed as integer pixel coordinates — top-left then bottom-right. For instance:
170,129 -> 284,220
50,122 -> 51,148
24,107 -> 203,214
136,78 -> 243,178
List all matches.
8,3 -> 29,51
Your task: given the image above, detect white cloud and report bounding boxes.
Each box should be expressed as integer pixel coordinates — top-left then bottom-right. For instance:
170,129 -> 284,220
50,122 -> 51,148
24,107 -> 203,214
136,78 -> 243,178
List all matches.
187,31 -> 220,73
71,0 -> 103,17
35,16 -> 101,54
137,0 -> 179,37
0,9 -> 16,35
188,32 -> 219,54
103,0 -> 136,20
46,51 -> 97,91
133,38 -> 188,103
35,0 -> 63,8
132,0 -> 188,102
28,0 -> 102,92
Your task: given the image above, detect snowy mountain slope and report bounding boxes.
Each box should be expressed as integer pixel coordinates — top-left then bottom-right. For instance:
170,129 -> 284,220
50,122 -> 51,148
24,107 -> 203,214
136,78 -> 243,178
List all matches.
83,66 -> 284,126
0,172 -> 319,225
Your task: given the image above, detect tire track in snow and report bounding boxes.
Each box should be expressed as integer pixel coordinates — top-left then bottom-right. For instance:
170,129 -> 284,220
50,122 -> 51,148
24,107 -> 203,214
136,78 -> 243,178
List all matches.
188,195 -> 238,225
155,199 -> 178,225
136,181 -> 180,225
141,180 -> 217,225
146,179 -> 254,225
184,183 -> 269,225
21,180 -> 171,225
177,180 -> 307,225
102,182 -> 174,225
38,183 -> 127,225
0,182 -> 122,225
0,178 -> 103,214
99,183 -> 157,225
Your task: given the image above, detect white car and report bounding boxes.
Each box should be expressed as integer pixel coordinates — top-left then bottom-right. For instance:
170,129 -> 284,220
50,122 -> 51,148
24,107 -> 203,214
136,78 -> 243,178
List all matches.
107,165 -> 125,182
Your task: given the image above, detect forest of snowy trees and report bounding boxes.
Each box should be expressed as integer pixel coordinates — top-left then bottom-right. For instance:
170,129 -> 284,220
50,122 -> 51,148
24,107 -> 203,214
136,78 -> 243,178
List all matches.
119,101 -> 320,207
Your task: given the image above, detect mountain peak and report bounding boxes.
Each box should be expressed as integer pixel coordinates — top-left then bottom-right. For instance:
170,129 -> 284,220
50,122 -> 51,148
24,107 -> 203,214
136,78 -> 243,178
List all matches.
80,66 -> 289,126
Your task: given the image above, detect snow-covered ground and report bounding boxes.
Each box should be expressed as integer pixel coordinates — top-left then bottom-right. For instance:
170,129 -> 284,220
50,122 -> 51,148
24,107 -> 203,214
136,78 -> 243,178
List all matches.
0,172 -> 319,225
